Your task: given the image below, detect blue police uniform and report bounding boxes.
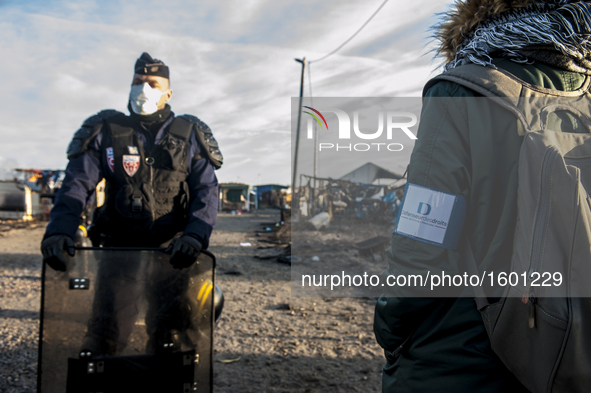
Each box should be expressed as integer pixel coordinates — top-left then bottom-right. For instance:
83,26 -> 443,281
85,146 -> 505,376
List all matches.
44,105 -> 219,249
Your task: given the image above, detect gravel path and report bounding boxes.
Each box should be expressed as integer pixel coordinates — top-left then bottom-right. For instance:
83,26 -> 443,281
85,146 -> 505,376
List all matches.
0,227 -> 44,393
0,214 -> 385,392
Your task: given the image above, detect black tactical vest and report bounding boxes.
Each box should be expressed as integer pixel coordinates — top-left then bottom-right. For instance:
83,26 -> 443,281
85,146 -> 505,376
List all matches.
97,113 -> 192,245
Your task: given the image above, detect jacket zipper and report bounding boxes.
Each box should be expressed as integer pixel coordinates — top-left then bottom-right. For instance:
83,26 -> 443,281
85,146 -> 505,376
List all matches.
139,131 -> 156,222
524,148 -> 557,328
150,162 -> 155,221
525,154 -> 591,327
528,148 -> 556,278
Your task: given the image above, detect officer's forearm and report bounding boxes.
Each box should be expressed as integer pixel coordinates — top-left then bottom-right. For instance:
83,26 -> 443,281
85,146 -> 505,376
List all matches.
184,215 -> 214,249
44,153 -> 101,239
184,158 -> 218,248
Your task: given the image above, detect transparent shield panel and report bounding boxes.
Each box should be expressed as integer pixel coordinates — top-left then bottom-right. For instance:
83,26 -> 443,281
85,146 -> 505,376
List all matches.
38,248 -> 215,393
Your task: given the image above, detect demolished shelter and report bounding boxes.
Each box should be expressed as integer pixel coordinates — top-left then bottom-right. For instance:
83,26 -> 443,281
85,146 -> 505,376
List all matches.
297,162 -> 406,222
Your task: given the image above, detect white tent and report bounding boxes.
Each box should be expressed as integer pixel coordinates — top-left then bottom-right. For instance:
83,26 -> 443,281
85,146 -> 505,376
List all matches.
339,162 -> 403,185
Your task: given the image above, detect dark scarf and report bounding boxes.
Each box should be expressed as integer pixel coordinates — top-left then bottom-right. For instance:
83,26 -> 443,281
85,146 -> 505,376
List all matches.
128,102 -> 173,136
446,1 -> 591,75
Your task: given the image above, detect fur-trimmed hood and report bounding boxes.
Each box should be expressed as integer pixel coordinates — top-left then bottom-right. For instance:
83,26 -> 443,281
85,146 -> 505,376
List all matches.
435,0 -> 562,63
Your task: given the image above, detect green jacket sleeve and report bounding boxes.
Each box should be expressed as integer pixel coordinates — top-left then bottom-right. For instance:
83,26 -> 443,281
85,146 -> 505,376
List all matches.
374,81 -> 476,351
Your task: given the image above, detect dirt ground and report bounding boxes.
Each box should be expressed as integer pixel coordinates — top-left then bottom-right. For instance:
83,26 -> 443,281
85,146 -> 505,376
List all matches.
0,210 -> 386,393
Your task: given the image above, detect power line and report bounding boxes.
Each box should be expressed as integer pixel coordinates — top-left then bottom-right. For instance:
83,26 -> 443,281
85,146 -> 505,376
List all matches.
308,0 -> 390,64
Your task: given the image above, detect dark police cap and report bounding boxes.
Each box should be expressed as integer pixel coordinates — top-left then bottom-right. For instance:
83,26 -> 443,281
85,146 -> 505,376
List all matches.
134,52 -> 169,79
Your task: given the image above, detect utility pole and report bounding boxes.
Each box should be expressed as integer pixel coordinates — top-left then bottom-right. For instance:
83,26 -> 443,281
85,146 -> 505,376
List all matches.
308,61 -> 318,215
292,57 -> 305,214
310,115 -> 317,216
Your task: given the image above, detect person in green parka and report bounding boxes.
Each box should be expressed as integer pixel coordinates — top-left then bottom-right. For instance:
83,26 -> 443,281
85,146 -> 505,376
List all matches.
374,1 -> 591,392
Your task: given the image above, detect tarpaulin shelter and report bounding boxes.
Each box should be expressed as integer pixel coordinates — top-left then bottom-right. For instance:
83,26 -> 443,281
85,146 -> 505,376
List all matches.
255,184 -> 289,209
338,162 -> 403,185
219,183 -> 251,211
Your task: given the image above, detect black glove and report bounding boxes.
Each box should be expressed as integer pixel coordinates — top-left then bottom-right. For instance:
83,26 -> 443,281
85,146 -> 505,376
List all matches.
41,235 -> 75,271
166,236 -> 202,269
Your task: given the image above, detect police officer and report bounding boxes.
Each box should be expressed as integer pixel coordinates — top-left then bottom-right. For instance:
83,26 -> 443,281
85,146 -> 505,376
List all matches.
41,52 -> 221,267
40,52 -> 222,355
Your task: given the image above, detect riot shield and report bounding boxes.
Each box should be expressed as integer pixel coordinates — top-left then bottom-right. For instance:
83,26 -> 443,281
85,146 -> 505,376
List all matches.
38,248 -> 216,393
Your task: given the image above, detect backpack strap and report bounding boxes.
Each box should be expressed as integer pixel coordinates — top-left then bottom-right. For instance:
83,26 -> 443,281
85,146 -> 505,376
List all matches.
107,112 -> 135,139
424,63 -> 591,98
176,114 -> 223,169
423,65 -> 535,132
422,64 -> 591,134
167,116 -> 194,142
423,64 -> 525,98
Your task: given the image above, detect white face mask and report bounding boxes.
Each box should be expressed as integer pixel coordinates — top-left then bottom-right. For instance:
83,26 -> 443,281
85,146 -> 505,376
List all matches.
129,83 -> 167,115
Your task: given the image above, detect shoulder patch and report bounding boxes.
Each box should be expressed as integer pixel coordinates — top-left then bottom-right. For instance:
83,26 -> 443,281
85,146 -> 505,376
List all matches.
179,114 -> 223,169
393,183 -> 467,250
67,109 -> 124,160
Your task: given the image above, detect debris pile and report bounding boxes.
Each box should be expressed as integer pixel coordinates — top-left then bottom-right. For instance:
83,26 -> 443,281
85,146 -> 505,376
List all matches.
296,175 -> 405,224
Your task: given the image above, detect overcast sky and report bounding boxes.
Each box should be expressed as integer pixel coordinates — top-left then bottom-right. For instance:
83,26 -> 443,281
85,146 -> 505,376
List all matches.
0,0 -> 451,185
